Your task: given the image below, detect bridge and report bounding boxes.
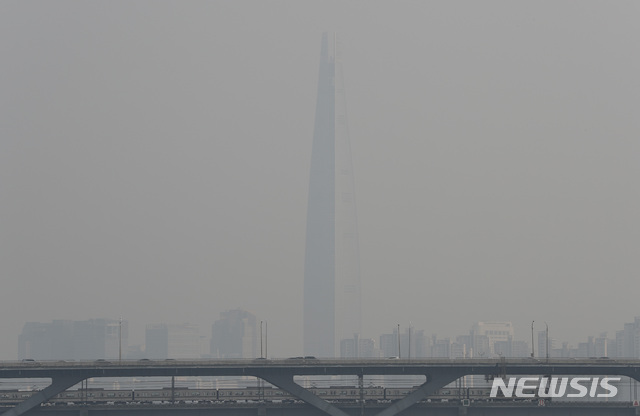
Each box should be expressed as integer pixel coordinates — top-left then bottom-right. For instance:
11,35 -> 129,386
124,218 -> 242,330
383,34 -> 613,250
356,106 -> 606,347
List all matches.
2,358 -> 640,416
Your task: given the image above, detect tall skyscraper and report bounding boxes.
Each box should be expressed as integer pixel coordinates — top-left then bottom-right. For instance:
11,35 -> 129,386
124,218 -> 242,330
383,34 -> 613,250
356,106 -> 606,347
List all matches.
304,33 -> 361,357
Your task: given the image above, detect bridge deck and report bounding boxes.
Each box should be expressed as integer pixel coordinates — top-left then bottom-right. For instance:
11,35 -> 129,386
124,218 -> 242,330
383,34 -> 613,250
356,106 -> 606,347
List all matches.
2,358 -> 638,378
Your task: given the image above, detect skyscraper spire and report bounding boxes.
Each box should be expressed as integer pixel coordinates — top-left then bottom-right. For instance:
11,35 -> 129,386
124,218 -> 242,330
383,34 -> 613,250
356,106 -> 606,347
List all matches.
304,33 -> 361,357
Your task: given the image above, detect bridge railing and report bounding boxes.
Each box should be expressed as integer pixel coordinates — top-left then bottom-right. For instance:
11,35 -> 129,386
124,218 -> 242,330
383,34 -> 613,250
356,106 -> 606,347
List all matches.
0,357 -> 636,369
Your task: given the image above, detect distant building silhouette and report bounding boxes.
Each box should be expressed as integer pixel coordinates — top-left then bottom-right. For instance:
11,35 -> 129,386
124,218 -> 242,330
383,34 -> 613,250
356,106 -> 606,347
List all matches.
166,323 -> 200,358
377,327 -> 430,359
494,339 -> 529,358
304,32 -> 361,357
616,317 -> 640,358
470,321 -> 514,357
141,323 -> 203,359
18,319 -> 128,360
145,324 -> 169,359
379,331 -> 399,358
210,309 -> 257,359
340,334 -> 376,358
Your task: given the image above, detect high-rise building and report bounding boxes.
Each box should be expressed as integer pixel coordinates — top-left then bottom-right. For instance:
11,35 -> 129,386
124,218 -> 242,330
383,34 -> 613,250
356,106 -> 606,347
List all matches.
18,319 -> 128,360
145,323 -> 200,359
18,321 -> 68,360
470,322 -> 514,356
494,338 -> 530,358
432,338 -> 453,358
379,331 -> 400,358
537,329 -> 559,358
210,309 -> 258,359
375,327 -> 427,359
594,334 -> 608,357
304,32 -> 361,357
145,324 -> 169,359
167,323 -> 200,358
340,334 -> 377,358
73,319 -> 127,360
615,317 -> 640,358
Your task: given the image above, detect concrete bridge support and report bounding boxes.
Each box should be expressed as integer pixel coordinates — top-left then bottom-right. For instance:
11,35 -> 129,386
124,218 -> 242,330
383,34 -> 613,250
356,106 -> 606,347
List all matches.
258,371 -> 464,416
259,373 -> 350,416
1,376 -> 85,416
373,372 -> 463,416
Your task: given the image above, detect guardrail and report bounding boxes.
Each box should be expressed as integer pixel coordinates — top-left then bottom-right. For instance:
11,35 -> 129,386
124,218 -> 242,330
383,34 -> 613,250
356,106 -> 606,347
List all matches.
0,357 -> 635,368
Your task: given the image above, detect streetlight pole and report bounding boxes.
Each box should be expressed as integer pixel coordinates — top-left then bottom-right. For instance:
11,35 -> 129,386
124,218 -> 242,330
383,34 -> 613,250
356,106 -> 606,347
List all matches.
397,324 -> 401,359
545,322 -> 549,360
531,321 -> 535,358
408,322 -> 411,360
119,316 -> 122,362
260,321 -> 263,359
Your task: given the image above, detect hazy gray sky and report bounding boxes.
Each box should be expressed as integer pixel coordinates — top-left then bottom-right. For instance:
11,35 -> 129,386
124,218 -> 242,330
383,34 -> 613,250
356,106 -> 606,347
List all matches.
1,1 -> 639,359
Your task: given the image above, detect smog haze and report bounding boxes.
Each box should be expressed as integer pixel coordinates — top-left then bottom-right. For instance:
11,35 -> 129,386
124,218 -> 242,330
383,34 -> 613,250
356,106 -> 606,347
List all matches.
1,1 -> 639,359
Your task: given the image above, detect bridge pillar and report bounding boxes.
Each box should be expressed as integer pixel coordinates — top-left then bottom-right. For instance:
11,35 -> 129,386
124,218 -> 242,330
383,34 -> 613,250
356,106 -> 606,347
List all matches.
1,375 -> 85,416
258,374 -> 350,416
374,371 -> 463,416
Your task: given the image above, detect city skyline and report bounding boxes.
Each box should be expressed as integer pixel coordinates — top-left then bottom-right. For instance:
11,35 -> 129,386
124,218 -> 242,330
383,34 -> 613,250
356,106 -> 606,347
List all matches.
1,2 -> 639,360
15,314 -> 640,360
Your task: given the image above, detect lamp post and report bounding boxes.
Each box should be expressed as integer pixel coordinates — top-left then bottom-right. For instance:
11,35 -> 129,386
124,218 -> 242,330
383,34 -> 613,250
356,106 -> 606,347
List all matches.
408,322 -> 411,360
545,322 -> 549,360
397,324 -> 401,359
531,321 -> 535,358
119,316 -> 122,362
